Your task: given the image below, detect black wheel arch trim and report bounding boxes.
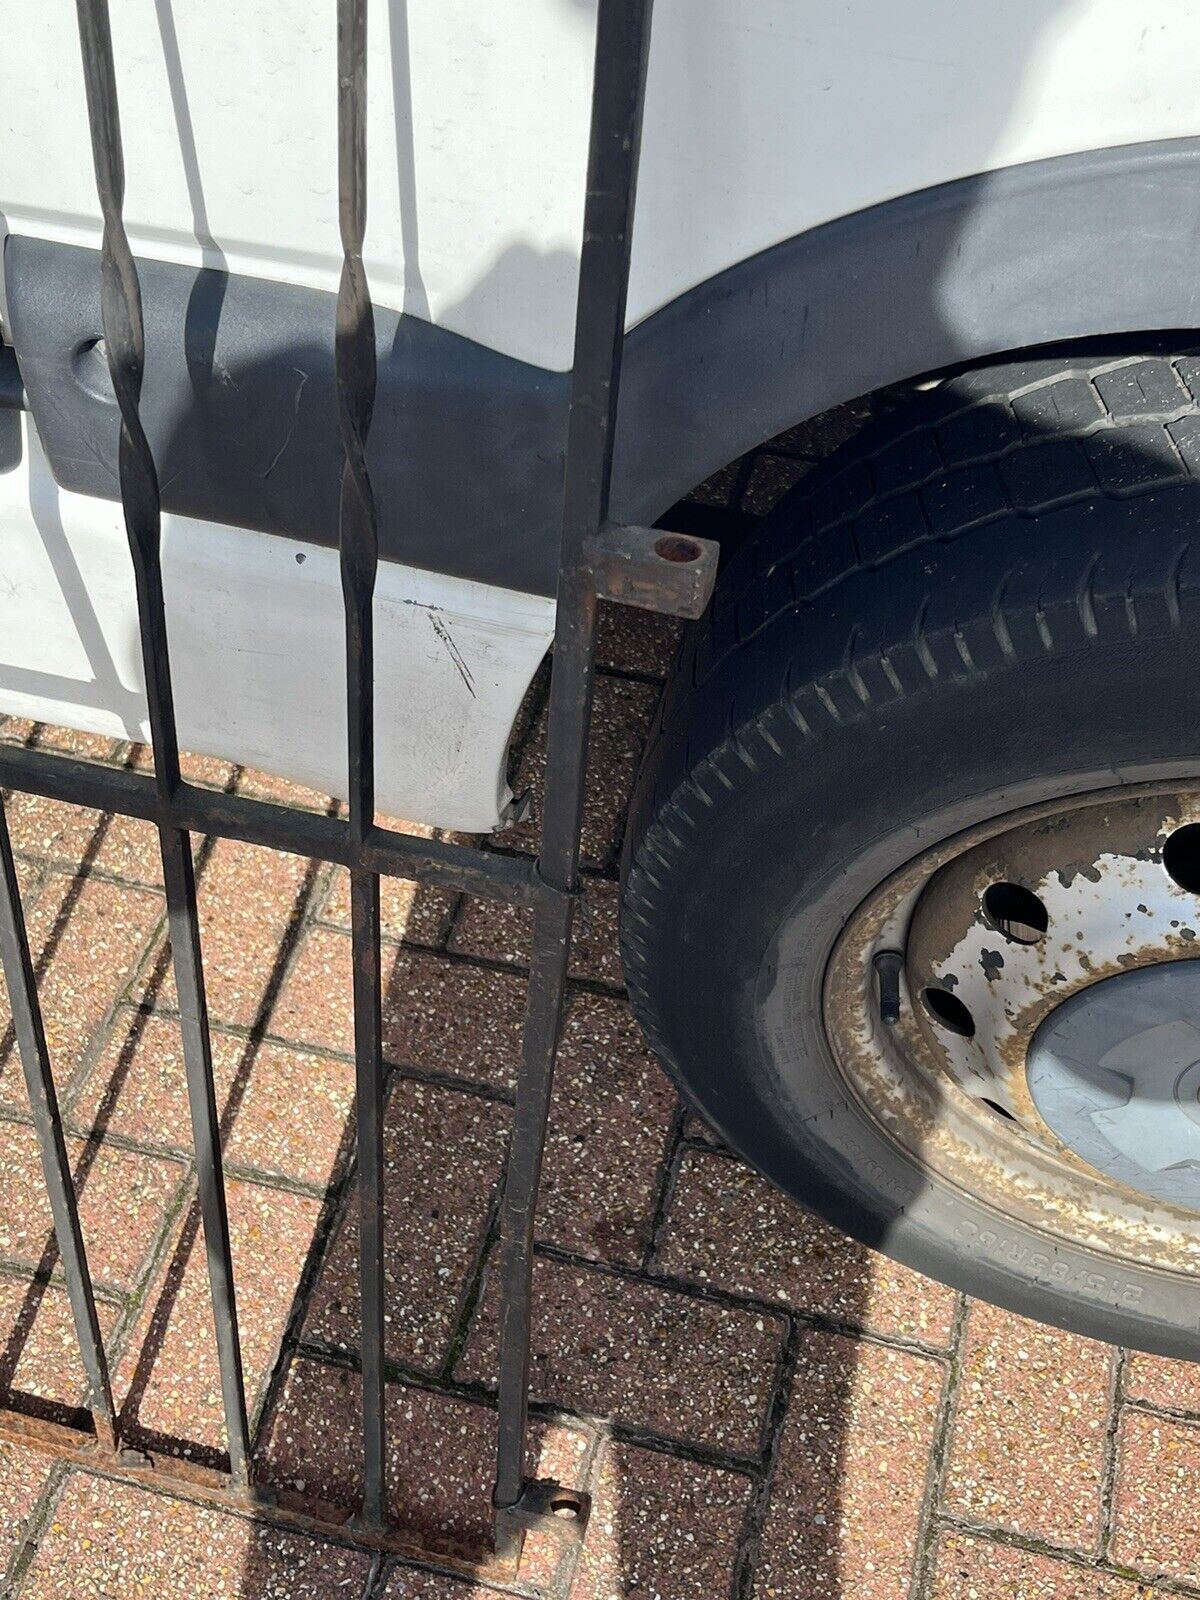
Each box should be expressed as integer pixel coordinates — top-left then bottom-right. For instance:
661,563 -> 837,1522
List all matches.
8,137 -> 1200,597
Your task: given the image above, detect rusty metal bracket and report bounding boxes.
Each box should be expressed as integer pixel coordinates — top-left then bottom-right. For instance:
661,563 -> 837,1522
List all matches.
587,521 -> 719,619
493,1478 -> 592,1553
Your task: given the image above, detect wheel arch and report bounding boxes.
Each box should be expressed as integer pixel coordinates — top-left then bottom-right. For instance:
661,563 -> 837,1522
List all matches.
613,136 -> 1200,532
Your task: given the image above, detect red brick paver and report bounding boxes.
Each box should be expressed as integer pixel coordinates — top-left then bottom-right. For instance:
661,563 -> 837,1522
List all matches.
1124,1353 -> 1200,1417
0,873 -> 162,1107
931,1531 -> 1166,1599
658,1145 -> 958,1347
21,1471 -> 373,1598
461,1251 -> 786,1457
140,839 -> 312,1027
573,1440 -> 751,1600
942,1302 -> 1113,1551
0,1118 -> 184,1294
535,993 -> 677,1266
376,1568 -> 509,1599
450,875 -> 623,988
1112,1408 -> 1200,1585
272,932 -> 527,1092
73,1010 -> 356,1190
116,1178 -> 323,1459
0,1277 -> 121,1415
303,1077 -> 507,1371
0,1442 -> 54,1578
756,1330 -> 945,1600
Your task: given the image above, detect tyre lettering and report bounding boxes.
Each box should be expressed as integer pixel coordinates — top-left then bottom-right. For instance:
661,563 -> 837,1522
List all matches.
953,1219 -> 1143,1305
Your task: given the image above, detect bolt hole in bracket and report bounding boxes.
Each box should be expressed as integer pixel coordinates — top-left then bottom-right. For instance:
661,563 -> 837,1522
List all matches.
588,522 -> 719,619
493,1480 -> 593,1555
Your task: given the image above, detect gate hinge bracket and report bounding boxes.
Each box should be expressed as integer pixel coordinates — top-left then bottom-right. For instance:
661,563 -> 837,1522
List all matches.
493,1478 -> 591,1565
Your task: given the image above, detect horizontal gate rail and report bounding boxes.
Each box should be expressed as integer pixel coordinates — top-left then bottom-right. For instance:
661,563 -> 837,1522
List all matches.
0,0 -> 719,1579
0,744 -> 537,905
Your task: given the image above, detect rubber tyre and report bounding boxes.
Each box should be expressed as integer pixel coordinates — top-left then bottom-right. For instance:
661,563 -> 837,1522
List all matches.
621,348 -> 1200,1357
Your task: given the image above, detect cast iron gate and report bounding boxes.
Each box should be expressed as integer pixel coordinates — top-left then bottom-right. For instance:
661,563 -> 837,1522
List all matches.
0,0 -> 718,1578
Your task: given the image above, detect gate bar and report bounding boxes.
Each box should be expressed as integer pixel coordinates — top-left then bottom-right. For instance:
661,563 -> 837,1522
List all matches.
75,0 -> 251,1484
333,0 -> 389,1529
492,0 -> 656,1561
0,798 -> 118,1451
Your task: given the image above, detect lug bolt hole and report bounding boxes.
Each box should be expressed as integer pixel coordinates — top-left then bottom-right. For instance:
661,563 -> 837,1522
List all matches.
1164,824 -> 1200,894
921,987 -> 975,1038
982,881 -> 1048,945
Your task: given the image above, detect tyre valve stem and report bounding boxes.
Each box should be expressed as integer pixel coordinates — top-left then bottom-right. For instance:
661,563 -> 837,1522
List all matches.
873,949 -> 904,1025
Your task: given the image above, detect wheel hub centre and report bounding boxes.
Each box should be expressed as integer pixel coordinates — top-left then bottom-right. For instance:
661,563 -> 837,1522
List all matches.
1028,963 -> 1200,1206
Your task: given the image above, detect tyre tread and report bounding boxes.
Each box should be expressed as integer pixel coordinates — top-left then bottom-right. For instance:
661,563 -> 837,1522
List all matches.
623,348 -> 1200,1076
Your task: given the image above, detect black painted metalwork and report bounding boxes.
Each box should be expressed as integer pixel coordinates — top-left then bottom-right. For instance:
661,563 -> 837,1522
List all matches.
0,797 -> 118,1452
74,0 -> 251,1484
491,0 -> 656,1561
0,745 -> 534,904
334,0 -> 389,1531
0,0 -> 718,1572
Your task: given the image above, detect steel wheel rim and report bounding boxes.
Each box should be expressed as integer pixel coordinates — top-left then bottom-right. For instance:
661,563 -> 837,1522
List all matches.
823,782 -> 1200,1278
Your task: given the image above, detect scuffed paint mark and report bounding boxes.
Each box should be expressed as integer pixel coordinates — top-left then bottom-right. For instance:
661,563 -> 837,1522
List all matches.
429,611 -> 476,699
262,366 -> 309,478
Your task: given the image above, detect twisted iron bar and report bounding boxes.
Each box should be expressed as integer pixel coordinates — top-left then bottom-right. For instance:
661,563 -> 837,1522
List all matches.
334,0 -> 388,1530
0,10 -> 139,1430
75,0 -> 252,1483
75,0 -> 178,794
336,0 -> 379,849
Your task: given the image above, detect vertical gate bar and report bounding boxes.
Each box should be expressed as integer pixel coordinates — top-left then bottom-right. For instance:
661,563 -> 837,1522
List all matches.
160,825 -> 251,1482
334,0 -> 387,1528
74,0 -> 251,1485
492,0 -> 655,1547
349,870 -> 386,1526
0,797 -> 119,1450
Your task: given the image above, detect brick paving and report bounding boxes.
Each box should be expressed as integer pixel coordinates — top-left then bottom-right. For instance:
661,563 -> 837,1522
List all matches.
0,436 -> 1199,1597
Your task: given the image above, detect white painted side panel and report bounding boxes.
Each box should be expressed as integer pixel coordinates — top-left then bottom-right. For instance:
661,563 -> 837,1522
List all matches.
3,2 -> 1200,369
0,419 -> 554,833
